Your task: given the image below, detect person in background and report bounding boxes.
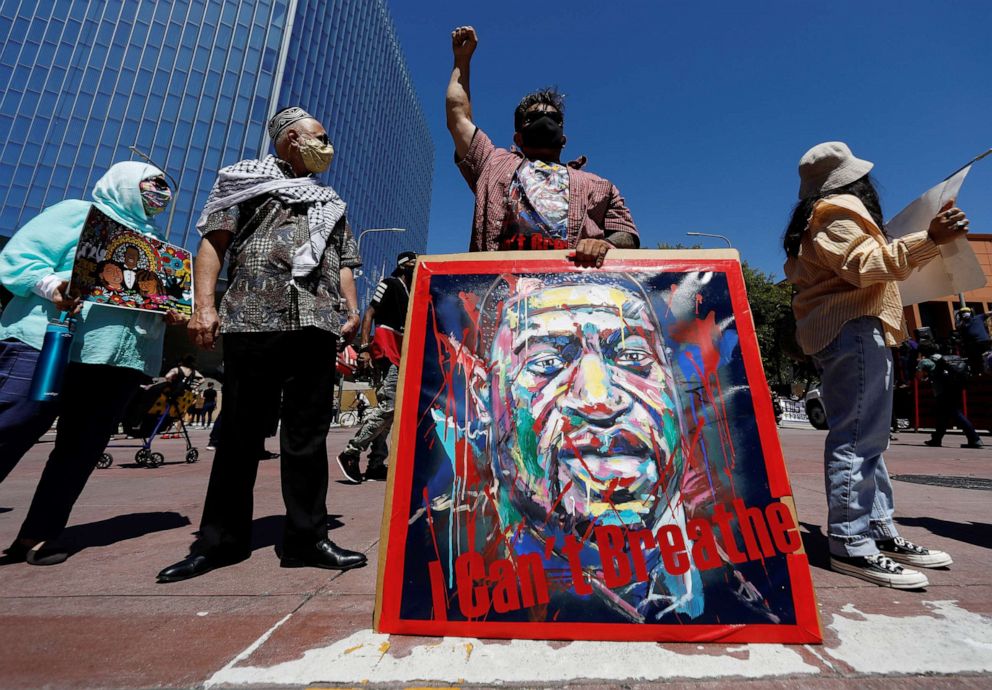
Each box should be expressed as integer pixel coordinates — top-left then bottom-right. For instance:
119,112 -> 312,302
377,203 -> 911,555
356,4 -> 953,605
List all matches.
784,141 -> 966,589
157,106 -> 366,583
336,251 -> 415,483
919,355 -> 983,449
954,306 -> 990,375
446,26 -> 638,266
200,381 -> 218,427
0,162 -> 181,565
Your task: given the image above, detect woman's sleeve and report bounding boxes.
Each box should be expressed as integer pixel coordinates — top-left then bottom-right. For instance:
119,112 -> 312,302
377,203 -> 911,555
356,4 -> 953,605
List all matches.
0,202 -> 86,296
811,216 -> 940,288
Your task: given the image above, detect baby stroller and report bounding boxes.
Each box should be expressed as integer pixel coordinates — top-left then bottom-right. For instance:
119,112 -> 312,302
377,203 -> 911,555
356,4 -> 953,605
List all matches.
98,378 -> 200,468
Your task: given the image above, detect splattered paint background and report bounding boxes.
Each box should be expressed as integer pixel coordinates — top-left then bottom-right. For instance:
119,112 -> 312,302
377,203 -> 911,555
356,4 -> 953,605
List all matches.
377,252 -> 819,643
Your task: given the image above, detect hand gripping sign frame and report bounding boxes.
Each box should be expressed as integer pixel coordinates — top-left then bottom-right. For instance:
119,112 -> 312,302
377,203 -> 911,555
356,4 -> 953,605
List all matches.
374,250 -> 821,643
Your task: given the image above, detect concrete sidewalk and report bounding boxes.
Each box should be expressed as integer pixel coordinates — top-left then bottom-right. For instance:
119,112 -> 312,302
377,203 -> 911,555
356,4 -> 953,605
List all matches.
0,426 -> 990,689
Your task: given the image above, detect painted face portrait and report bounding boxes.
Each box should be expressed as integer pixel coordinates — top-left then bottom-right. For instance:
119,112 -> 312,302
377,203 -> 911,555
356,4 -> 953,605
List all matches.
485,278 -> 684,537
98,260 -> 125,290
136,269 -> 163,296
123,246 -> 140,269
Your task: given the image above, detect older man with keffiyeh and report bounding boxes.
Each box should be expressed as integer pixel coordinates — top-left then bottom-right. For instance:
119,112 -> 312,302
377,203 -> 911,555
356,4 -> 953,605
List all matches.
158,106 -> 368,582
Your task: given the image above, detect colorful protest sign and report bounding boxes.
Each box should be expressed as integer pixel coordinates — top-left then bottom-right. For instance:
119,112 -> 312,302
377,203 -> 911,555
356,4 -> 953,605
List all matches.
375,250 -> 821,643
70,207 -> 193,316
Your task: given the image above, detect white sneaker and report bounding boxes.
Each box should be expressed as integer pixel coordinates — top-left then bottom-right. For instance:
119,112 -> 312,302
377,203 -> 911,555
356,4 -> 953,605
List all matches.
830,553 -> 929,589
878,537 -> 953,568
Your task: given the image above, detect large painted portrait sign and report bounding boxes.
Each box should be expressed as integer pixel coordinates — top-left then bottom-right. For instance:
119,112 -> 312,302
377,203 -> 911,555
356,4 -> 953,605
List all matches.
375,251 -> 821,643
69,207 -> 193,316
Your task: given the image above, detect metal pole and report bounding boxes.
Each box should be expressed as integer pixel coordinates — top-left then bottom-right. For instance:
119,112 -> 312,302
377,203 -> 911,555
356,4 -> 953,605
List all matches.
685,231 -> 732,248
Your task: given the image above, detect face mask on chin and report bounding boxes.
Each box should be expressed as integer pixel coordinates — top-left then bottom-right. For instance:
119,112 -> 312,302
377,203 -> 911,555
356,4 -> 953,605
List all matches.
520,115 -> 565,150
297,137 -> 335,174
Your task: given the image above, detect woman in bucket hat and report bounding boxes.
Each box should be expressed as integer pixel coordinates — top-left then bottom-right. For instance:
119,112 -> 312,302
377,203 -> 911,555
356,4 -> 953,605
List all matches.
783,141 -> 969,589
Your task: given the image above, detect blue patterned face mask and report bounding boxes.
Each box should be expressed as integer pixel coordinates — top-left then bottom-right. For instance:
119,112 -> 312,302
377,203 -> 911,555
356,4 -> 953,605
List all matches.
139,176 -> 172,217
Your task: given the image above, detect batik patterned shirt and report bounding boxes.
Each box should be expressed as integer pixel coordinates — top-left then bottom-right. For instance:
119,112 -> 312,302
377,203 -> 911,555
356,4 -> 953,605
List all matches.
201,184 -> 360,335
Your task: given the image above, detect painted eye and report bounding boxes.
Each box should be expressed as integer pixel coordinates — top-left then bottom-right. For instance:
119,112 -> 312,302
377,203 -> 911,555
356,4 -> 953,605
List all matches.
615,350 -> 653,367
526,354 -> 565,376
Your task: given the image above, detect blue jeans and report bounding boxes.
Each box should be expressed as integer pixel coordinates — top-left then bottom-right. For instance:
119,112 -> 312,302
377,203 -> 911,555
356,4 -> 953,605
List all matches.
813,317 -> 899,558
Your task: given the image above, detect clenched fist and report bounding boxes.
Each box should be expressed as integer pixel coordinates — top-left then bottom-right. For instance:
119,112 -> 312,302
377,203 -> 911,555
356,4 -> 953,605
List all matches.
451,26 -> 478,60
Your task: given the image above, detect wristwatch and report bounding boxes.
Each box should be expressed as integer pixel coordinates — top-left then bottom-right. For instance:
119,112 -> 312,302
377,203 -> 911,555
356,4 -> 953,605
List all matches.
347,308 -> 360,316
357,343 -> 370,352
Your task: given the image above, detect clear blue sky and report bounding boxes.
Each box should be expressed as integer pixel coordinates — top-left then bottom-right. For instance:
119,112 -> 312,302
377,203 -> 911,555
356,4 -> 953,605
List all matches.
389,0 -> 992,279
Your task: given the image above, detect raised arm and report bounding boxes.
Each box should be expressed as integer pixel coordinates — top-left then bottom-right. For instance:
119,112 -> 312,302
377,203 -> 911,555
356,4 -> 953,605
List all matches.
447,25 -> 478,160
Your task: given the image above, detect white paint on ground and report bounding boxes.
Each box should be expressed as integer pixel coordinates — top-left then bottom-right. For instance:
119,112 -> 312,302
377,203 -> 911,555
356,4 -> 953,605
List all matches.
205,599 -> 992,686
197,611 -> 209,617
826,600 -> 992,674
204,611 -> 295,689
207,630 -> 818,686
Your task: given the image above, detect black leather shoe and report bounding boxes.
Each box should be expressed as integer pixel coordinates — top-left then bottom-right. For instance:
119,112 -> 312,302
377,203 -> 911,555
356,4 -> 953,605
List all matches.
157,554 -> 238,583
281,539 -> 367,571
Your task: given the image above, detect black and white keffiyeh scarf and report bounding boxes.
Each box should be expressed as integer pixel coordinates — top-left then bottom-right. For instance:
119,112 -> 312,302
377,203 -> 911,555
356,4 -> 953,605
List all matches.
195,155 -> 347,278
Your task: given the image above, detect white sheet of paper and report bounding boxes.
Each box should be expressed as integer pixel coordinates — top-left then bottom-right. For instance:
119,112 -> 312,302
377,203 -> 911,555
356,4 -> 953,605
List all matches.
884,166 -> 986,306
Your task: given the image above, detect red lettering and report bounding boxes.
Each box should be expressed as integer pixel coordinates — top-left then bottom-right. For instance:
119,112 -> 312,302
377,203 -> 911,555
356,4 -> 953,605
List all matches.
765,501 -> 803,554
711,503 -> 748,563
656,524 -> 691,574
687,518 -> 723,570
455,552 -> 489,618
733,499 -> 776,560
628,528 -> 656,583
427,560 -> 448,622
517,552 -> 551,607
490,559 -> 521,613
562,535 -> 592,595
595,525 -> 633,588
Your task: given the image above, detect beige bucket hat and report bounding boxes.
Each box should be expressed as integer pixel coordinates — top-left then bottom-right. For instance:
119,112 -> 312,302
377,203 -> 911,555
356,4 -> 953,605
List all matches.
798,141 -> 874,199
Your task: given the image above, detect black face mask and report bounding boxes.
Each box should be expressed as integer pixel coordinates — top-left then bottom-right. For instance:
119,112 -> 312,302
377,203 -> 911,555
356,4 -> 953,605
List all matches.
520,115 -> 564,150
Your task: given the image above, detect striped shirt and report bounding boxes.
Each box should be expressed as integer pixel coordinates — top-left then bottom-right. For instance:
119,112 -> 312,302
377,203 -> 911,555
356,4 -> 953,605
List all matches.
456,127 -> 638,252
784,194 -> 940,355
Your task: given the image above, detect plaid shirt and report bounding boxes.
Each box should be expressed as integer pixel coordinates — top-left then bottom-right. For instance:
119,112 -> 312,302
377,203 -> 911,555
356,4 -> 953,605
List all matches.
456,127 -> 639,252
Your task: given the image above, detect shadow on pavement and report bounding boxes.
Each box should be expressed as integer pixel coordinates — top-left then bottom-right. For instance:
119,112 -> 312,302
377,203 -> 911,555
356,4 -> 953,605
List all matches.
799,521 -> 831,571
60,511 -> 191,554
250,514 -> 345,556
896,516 -> 992,550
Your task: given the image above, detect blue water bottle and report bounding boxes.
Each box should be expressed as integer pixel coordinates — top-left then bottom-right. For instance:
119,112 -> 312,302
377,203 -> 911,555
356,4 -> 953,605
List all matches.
29,312 -> 75,402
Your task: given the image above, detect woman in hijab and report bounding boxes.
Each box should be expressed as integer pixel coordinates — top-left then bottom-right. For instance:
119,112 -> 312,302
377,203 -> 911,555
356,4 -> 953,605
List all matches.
0,161 -> 181,565
784,142 -> 968,589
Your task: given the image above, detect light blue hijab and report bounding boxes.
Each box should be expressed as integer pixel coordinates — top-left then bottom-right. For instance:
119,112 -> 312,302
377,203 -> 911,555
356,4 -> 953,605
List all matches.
0,161 -> 172,377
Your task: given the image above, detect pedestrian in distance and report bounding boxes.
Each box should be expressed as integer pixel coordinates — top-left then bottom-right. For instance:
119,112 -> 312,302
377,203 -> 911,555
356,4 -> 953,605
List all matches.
200,381 -> 218,427
336,251 -> 416,483
784,141 -> 966,589
157,106 -> 367,583
447,26 -> 639,266
918,355 -> 983,449
0,162 -> 183,566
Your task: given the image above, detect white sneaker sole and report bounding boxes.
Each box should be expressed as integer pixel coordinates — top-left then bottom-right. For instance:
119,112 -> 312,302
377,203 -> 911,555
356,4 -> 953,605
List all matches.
882,551 -> 953,568
336,456 -> 362,484
830,557 -> 929,589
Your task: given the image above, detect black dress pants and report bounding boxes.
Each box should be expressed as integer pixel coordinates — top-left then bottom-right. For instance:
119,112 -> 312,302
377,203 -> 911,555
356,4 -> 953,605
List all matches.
192,328 -> 337,559
13,362 -> 146,542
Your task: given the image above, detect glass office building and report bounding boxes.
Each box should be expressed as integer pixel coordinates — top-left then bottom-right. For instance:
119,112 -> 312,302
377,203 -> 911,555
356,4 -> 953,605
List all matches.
0,0 -> 432,302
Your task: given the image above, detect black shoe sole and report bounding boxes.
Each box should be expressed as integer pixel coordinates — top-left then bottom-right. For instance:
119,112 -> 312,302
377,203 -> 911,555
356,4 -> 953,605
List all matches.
279,557 -> 368,571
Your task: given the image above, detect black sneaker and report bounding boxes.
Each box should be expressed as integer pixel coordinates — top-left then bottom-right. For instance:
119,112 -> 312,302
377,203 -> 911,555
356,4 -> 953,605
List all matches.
830,553 -> 929,589
365,463 -> 388,482
336,450 -> 362,483
924,438 -> 942,447
961,441 -> 984,449
878,537 -> 953,568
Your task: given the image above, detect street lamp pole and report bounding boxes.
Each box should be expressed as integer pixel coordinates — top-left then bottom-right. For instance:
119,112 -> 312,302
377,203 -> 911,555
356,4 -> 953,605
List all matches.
685,231 -> 733,248
356,227 -> 406,271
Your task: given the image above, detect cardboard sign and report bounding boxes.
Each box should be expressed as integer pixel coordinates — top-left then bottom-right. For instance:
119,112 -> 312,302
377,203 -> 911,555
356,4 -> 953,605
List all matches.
70,207 -> 193,316
375,250 -> 821,643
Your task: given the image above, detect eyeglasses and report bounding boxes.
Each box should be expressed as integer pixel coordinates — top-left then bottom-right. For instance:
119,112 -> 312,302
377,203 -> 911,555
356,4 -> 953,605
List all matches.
522,109 -> 563,125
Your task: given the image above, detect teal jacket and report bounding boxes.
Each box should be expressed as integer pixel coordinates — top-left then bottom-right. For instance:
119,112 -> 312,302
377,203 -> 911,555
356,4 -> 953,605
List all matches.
0,162 -> 169,377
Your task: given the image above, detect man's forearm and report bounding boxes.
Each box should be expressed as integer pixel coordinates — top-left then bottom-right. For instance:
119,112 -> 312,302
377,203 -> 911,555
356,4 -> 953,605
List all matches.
607,231 -> 638,249
359,309 -> 375,347
340,267 -> 358,312
193,233 -> 230,309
